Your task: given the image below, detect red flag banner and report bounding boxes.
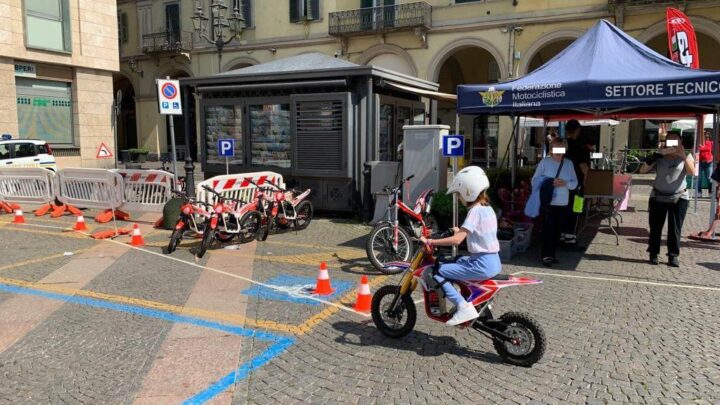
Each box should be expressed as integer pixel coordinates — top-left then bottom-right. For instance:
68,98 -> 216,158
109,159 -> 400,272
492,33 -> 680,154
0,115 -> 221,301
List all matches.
666,7 -> 699,69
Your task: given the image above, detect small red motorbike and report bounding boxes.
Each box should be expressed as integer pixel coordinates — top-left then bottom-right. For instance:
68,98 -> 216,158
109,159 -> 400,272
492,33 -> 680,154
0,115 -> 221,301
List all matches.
165,191 -> 212,254
365,174 -> 436,274
372,232 -> 546,367
196,186 -> 252,258
247,180 -> 313,241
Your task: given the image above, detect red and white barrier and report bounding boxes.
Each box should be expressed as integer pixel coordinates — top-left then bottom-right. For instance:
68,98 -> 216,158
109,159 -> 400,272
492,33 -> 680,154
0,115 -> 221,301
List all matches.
196,171 -> 285,205
117,169 -> 175,212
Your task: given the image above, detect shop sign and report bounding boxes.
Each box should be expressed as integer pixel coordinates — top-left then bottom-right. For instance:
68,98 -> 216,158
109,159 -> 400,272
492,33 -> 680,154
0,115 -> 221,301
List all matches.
14,62 -> 36,78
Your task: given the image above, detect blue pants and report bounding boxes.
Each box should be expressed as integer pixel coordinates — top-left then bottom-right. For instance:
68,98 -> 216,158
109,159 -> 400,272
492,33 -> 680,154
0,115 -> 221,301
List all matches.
435,253 -> 501,307
698,162 -> 712,192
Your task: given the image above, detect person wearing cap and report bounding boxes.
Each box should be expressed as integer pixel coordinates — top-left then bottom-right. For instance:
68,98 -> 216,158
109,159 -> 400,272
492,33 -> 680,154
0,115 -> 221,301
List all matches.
562,119 -> 588,245
419,166 -> 501,326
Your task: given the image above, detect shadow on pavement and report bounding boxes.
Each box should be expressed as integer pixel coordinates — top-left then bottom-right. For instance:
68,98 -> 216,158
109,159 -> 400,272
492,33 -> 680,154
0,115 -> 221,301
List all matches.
331,253 -> 377,275
580,253 -> 649,264
331,321 -> 503,364
698,262 -> 720,271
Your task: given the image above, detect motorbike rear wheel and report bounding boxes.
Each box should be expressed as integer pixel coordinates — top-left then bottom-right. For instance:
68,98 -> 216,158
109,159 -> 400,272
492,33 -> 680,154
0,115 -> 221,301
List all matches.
492,312 -> 546,367
371,285 -> 416,338
366,223 -> 413,274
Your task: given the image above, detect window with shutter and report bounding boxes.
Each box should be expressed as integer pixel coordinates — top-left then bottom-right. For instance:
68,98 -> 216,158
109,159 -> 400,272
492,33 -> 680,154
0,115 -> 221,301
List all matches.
295,100 -> 344,173
233,0 -> 252,27
290,0 -> 320,23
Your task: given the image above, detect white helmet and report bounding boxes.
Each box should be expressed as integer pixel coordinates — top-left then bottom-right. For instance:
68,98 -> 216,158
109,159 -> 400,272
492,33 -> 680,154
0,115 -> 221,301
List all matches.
447,166 -> 490,203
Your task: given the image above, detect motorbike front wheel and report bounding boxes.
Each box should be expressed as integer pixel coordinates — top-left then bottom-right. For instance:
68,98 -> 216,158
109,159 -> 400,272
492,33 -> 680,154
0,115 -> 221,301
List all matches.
492,312 -> 546,367
166,226 -> 183,254
239,211 -> 262,243
366,224 -> 413,274
371,285 -> 416,338
196,227 -> 215,258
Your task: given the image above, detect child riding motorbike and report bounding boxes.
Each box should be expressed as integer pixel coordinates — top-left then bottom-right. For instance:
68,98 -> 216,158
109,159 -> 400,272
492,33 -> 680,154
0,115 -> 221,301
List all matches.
419,166 -> 501,326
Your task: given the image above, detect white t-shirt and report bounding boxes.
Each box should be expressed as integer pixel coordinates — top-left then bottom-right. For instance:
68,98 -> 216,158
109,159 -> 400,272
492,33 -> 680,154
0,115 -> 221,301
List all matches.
461,205 -> 500,254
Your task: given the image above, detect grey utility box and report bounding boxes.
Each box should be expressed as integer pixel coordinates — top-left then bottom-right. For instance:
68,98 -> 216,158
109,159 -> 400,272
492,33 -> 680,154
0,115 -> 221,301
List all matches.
367,161 -> 401,224
402,125 -> 449,203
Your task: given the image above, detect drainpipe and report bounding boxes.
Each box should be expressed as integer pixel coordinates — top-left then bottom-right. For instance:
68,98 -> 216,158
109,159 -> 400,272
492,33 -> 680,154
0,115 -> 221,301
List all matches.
503,25 -> 523,79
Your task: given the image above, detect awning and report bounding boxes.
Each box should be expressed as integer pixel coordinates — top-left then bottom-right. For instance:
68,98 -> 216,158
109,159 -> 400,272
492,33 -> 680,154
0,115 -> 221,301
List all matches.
383,81 -> 457,103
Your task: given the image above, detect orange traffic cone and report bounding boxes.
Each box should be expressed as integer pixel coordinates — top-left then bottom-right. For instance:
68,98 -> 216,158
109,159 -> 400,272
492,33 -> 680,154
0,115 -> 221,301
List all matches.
313,262 -> 334,295
73,215 -> 88,231
130,224 -> 145,247
12,209 -> 25,224
353,275 -> 372,313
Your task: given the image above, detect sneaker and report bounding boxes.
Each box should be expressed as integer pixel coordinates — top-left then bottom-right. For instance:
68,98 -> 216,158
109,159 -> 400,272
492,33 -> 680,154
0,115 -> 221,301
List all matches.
446,302 -> 479,326
564,234 -> 577,244
559,234 -> 566,242
649,255 -> 659,265
668,256 -> 679,267
542,257 -> 554,267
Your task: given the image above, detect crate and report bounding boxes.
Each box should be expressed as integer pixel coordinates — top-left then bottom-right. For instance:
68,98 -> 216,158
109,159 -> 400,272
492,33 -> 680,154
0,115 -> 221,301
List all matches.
513,222 -> 534,253
499,238 -> 514,262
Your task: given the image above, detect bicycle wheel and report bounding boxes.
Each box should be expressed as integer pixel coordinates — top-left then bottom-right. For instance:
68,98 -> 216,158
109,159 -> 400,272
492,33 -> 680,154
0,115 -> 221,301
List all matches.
365,223 -> 413,274
625,156 -> 642,174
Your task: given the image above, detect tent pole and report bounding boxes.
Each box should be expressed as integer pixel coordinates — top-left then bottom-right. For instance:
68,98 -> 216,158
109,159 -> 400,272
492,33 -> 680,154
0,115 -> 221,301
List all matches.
453,113 -> 460,257
710,108 -> 719,228
511,115 -> 518,190
693,114 -> 701,215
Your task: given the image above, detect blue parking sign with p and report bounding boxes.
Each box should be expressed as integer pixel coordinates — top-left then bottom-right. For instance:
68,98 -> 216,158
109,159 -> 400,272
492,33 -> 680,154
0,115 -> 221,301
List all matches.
442,135 -> 464,157
218,139 -> 235,157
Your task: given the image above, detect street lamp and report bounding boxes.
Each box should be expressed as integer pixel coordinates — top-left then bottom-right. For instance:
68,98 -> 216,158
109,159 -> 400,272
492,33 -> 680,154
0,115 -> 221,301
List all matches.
192,0 -> 245,73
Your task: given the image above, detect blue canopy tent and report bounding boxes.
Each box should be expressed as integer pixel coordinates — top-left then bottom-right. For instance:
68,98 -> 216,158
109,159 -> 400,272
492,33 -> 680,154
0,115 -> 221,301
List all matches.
456,19 -> 720,225
457,19 -> 720,117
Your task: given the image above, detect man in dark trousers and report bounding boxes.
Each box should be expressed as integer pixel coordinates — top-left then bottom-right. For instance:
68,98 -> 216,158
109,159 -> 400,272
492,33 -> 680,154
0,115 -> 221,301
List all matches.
562,119 -> 590,245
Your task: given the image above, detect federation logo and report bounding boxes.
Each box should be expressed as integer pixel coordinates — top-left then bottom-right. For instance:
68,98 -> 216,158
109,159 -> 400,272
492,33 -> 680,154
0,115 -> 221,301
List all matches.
479,86 -> 504,108
668,17 -> 685,25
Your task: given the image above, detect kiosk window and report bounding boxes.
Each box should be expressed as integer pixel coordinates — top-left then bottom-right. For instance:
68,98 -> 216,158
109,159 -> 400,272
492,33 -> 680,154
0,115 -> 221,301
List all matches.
205,105 -> 243,165
295,100 -> 343,173
249,104 -> 291,168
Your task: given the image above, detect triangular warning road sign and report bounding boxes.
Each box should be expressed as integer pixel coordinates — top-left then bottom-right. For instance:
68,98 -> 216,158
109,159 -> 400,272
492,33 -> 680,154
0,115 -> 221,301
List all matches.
96,143 -> 113,159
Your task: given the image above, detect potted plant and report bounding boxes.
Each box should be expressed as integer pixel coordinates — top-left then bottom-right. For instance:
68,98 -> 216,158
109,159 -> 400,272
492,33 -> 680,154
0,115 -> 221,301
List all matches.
129,148 -> 150,163
120,149 -> 131,164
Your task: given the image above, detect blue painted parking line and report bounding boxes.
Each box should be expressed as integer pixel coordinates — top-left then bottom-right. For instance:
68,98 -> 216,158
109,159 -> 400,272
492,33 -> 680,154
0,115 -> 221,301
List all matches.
0,283 -> 294,405
241,274 -> 354,305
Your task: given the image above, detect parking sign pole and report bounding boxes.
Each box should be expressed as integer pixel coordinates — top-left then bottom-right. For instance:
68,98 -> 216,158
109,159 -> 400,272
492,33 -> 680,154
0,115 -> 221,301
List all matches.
453,114 -> 460,257
166,77 -> 179,180
226,156 -> 229,175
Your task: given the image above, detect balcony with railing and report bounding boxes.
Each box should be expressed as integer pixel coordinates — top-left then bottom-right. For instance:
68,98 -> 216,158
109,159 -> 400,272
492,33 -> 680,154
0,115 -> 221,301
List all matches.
329,2 -> 431,37
608,0 -> 703,8
141,31 -> 193,55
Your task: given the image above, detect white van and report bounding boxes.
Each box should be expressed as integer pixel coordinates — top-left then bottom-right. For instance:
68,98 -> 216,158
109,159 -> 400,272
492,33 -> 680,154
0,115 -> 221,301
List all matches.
0,137 -> 58,171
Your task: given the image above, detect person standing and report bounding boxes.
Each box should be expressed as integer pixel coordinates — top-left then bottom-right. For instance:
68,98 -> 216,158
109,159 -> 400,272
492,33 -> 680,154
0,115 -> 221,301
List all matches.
640,132 -> 698,267
562,119 -> 589,244
531,138 -> 578,267
696,130 -> 714,198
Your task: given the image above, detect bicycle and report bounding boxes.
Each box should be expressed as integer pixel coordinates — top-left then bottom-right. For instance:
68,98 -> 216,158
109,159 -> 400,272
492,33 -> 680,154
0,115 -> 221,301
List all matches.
365,174 -> 436,274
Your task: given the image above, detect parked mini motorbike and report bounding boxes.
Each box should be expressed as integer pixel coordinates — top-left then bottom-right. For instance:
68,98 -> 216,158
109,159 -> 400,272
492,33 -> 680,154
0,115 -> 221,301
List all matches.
371,231 -> 546,367
365,174 -> 436,274
166,191 -> 211,254
196,186 -> 252,258
247,180 -> 313,241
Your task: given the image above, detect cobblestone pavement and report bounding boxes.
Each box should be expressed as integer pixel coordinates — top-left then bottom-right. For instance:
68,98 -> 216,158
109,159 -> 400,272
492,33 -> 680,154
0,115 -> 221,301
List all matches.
0,178 -> 719,404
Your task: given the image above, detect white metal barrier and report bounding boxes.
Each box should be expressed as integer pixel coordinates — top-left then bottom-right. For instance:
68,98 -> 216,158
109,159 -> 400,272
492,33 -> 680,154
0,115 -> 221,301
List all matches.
196,171 -> 285,205
57,169 -> 124,210
0,167 -> 57,205
116,169 -> 175,212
